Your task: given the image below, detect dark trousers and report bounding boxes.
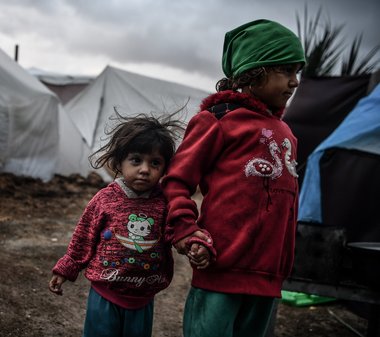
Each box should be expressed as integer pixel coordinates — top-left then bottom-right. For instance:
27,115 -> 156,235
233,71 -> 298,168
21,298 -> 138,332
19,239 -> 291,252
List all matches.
83,287 -> 154,337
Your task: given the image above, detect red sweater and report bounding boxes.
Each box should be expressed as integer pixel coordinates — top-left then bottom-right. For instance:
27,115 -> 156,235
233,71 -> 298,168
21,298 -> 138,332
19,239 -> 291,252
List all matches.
53,179 -> 173,309
162,90 -> 298,297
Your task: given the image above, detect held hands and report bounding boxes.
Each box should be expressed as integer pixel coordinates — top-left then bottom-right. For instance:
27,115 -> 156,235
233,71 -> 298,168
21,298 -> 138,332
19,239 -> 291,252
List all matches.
174,230 -> 216,269
188,242 -> 211,269
48,274 -> 67,296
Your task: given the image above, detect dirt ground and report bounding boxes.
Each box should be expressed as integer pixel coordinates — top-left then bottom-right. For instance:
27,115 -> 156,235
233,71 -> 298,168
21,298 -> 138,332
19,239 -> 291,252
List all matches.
0,172 -> 369,337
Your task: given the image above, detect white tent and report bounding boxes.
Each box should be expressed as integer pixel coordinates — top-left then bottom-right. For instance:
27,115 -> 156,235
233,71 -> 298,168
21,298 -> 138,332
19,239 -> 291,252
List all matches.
29,67 -> 94,104
58,65 -> 209,180
0,48 -> 60,181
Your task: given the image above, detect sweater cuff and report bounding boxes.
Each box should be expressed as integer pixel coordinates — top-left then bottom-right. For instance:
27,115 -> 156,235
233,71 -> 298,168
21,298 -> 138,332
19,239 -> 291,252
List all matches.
172,223 -> 200,245
165,213 -> 200,245
52,255 -> 81,282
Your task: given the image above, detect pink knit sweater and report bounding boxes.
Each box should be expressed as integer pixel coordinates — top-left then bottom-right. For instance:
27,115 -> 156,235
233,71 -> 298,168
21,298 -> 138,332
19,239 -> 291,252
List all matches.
53,179 -> 173,309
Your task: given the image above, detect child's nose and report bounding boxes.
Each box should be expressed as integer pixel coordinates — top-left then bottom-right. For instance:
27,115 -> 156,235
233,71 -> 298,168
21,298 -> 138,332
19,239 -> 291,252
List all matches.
289,74 -> 299,88
139,162 -> 150,173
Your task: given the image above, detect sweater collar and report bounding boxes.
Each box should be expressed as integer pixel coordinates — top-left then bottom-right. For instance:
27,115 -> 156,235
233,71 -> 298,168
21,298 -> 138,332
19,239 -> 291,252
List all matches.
199,90 -> 284,118
115,178 -> 152,199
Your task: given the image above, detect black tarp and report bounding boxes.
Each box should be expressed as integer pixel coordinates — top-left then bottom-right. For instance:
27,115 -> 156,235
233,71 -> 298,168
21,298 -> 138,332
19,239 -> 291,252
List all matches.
283,75 -> 370,186
287,79 -> 380,292
320,148 -> 380,242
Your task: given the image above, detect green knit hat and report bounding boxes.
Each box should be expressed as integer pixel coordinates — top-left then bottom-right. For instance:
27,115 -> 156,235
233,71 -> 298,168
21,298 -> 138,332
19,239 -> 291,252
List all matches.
222,19 -> 306,78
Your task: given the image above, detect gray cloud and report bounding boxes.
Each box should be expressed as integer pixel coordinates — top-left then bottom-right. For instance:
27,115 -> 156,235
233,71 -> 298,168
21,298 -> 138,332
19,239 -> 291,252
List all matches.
0,0 -> 378,87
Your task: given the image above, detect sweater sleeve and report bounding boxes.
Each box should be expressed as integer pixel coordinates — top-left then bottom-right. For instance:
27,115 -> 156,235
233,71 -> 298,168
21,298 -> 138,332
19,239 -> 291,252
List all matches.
52,193 -> 105,281
162,111 -> 224,244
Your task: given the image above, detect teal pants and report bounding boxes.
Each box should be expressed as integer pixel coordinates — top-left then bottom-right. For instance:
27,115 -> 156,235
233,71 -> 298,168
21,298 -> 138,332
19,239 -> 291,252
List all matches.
183,287 -> 275,337
83,287 -> 154,337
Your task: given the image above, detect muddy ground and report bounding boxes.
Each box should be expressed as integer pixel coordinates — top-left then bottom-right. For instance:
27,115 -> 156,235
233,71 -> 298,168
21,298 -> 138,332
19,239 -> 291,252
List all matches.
0,172 -> 369,336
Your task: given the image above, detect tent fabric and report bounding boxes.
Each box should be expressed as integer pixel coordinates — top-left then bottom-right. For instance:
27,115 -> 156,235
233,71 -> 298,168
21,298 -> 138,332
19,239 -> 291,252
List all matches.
42,83 -> 90,104
298,83 -> 380,224
58,66 -> 209,180
283,75 -> 370,185
319,149 -> 380,241
29,68 -> 94,104
0,49 -> 60,181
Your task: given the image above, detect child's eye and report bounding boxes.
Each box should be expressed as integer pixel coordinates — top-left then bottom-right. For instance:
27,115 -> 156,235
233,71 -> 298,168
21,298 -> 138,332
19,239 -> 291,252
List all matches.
151,159 -> 163,168
129,156 -> 142,164
282,66 -> 294,74
276,65 -> 300,75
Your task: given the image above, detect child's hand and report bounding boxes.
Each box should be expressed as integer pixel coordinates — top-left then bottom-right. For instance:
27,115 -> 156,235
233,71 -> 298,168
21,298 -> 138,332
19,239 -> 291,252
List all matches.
174,230 -> 212,255
48,274 -> 66,296
188,243 -> 210,269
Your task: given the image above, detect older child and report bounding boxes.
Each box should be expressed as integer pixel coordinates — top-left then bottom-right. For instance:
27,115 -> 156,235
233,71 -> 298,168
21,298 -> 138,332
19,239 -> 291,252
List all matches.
162,19 -> 306,337
48,113 -> 204,337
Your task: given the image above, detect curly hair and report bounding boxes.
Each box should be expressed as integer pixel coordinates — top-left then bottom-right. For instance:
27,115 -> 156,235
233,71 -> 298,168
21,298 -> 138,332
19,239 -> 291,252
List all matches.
216,67 -> 269,92
89,110 -> 185,176
216,64 -> 302,92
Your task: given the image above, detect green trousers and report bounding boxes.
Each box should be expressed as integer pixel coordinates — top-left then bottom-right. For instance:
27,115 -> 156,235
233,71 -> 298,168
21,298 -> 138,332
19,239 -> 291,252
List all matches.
183,287 -> 275,337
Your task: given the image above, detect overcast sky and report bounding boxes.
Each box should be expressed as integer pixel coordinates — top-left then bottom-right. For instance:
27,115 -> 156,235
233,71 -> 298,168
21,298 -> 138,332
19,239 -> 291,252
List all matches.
1,0 -> 379,92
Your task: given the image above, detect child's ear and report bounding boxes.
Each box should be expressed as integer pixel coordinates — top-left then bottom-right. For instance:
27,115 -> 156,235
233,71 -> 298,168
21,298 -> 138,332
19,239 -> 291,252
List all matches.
104,164 -> 118,179
242,86 -> 251,94
114,160 -> 123,172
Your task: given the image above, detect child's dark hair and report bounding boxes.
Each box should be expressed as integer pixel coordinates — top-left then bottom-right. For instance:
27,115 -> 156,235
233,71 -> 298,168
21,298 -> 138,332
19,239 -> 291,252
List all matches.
216,64 -> 303,92
89,110 -> 185,176
216,67 -> 267,92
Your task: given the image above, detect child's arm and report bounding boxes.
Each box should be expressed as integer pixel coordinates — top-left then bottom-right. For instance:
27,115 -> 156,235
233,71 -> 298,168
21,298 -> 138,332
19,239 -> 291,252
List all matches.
48,274 -> 66,296
163,112 -> 224,251
51,192 -> 105,282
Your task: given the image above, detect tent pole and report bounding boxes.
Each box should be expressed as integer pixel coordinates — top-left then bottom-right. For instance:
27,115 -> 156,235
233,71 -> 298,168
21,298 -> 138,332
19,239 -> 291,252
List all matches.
14,44 -> 19,62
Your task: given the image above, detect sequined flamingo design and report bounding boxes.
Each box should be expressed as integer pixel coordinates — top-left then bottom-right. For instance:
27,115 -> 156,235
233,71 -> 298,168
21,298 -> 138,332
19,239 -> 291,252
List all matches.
245,140 -> 283,179
282,138 -> 298,177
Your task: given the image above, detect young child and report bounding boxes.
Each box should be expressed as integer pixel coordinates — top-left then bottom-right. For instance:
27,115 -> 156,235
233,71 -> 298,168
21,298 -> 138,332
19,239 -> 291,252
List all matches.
162,19 -> 306,337
48,113 -> 206,337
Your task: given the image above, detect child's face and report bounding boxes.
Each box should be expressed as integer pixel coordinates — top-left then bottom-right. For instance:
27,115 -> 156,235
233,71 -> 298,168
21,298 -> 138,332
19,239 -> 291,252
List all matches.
120,150 -> 166,194
251,63 -> 302,109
